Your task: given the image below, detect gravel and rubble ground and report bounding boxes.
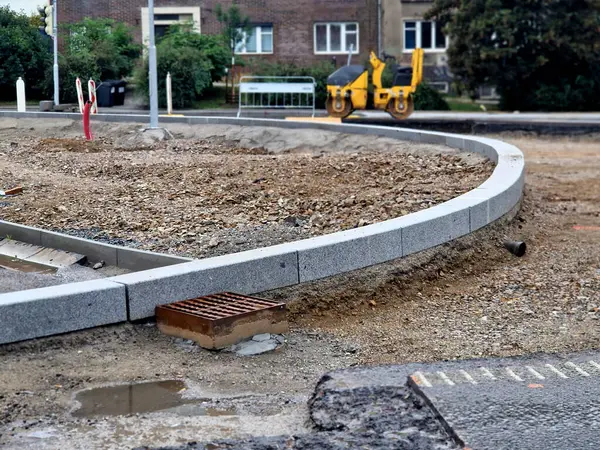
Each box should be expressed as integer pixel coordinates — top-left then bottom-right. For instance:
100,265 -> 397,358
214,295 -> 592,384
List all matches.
0,120 -> 598,449
0,118 -> 492,259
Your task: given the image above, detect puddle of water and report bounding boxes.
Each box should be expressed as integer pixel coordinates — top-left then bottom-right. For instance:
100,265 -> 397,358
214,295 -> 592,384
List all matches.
73,380 -> 239,418
0,254 -> 56,274
73,380 -> 188,418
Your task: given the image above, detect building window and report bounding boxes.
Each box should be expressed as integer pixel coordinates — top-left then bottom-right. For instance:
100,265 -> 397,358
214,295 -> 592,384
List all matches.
314,22 -> 359,54
404,20 -> 447,51
428,82 -> 449,94
141,7 -> 201,44
235,25 -> 273,54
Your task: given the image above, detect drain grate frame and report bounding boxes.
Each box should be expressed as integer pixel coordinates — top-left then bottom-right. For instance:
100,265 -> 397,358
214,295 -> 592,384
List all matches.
156,292 -> 288,349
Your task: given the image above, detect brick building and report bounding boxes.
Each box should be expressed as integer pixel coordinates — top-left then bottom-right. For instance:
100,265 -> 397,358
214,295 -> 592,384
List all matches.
382,0 -> 452,93
57,0 -> 379,65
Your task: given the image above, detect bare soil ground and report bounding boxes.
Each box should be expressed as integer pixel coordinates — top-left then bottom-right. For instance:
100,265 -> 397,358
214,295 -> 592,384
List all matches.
0,119 -> 491,259
0,122 -> 598,449
284,133 -> 600,364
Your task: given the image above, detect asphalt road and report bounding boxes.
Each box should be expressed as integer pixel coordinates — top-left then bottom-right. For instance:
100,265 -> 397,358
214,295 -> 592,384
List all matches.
314,350 -> 600,450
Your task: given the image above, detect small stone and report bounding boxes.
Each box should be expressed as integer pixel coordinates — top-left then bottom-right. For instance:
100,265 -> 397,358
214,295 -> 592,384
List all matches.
252,333 -> 271,342
233,340 -> 278,356
92,261 -> 105,270
208,237 -> 220,248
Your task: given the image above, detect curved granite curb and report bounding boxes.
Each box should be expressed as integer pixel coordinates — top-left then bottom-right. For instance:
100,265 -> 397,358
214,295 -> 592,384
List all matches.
0,114 -> 525,344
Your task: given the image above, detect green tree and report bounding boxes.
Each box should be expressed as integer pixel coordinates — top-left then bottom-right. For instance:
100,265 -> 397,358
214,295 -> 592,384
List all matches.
215,4 -> 252,64
0,6 -> 52,100
158,23 -> 229,82
426,0 -> 600,111
50,17 -> 141,102
65,18 -> 141,80
135,25 -> 228,108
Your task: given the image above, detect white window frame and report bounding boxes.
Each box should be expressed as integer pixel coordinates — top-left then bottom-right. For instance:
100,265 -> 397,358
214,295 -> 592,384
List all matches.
313,22 -> 359,55
428,82 -> 450,94
141,6 -> 201,46
235,25 -> 274,55
403,19 -> 448,53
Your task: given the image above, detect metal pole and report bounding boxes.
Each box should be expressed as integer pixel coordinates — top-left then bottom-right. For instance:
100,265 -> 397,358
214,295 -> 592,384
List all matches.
377,0 -> 382,57
53,0 -> 59,106
148,0 -> 159,128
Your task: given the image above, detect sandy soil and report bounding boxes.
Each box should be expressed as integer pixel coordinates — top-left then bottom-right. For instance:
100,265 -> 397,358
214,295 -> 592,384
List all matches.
0,119 -> 492,259
1,126 -> 598,449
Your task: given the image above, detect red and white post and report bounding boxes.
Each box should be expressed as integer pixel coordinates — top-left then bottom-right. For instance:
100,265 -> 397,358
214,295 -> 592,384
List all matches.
75,78 -> 85,114
88,79 -> 98,114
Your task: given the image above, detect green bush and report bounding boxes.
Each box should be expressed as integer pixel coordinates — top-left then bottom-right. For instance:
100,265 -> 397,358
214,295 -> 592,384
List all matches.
135,28 -> 218,108
414,83 -> 450,111
0,7 -> 52,101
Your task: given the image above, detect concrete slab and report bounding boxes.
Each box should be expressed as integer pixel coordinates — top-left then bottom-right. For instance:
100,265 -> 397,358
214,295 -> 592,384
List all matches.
0,280 -> 127,344
26,247 -> 86,268
0,240 -> 42,259
40,230 -> 118,266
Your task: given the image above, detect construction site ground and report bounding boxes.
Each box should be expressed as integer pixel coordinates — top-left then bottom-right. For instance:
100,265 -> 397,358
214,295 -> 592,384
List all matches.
0,119 -> 598,449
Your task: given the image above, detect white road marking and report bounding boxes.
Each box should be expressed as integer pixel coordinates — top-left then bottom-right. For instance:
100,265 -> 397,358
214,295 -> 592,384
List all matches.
412,371 -> 432,388
565,361 -> 590,377
545,364 -> 568,379
480,367 -> 496,380
437,371 -> 455,386
587,360 -> 600,372
459,370 -> 477,384
505,367 -> 524,381
526,366 -> 545,380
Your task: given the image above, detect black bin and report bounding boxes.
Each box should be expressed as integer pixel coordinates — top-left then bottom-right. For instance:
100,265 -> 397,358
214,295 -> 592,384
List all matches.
96,80 -> 128,107
112,80 -> 128,106
96,81 -> 115,107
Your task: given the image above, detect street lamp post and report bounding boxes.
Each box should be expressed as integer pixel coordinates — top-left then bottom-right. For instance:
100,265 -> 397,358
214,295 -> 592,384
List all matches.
53,0 -> 59,106
148,0 -> 159,128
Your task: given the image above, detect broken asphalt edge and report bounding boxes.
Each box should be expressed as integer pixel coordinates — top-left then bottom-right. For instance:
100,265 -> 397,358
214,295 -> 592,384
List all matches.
0,112 -> 525,345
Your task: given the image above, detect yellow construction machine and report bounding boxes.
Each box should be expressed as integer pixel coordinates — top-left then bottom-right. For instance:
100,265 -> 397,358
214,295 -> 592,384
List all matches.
325,48 -> 424,120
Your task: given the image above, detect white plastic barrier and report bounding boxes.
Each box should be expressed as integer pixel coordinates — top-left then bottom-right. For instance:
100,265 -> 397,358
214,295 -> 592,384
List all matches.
238,76 -> 316,118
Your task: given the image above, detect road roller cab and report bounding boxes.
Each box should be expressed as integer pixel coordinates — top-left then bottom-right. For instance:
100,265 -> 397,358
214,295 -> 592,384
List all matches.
325,65 -> 369,118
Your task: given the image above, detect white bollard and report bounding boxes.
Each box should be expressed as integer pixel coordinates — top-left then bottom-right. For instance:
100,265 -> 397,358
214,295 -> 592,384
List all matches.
16,78 -> 26,113
166,72 -> 173,115
75,78 -> 85,114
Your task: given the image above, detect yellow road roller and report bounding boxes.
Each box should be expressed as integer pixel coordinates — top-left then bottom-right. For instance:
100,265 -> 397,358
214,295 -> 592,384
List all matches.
326,48 -> 424,120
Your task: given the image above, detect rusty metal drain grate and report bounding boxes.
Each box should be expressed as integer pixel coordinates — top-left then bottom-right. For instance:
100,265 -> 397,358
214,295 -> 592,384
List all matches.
156,292 -> 288,349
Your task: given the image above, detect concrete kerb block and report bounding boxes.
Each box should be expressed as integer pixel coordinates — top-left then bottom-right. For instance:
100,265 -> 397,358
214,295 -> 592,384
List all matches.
400,201 -> 471,257
115,247 -> 192,272
445,135 -> 465,151
418,131 -> 448,145
111,244 -> 299,321
0,220 -> 43,246
294,224 -> 403,283
0,280 -> 127,345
